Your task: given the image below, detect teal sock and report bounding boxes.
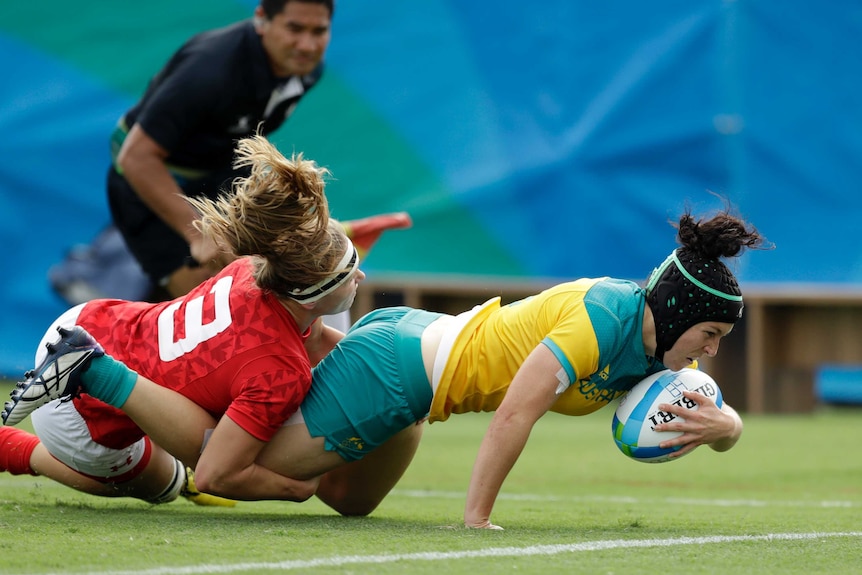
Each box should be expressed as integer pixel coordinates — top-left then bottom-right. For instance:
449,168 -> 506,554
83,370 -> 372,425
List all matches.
80,354 -> 138,408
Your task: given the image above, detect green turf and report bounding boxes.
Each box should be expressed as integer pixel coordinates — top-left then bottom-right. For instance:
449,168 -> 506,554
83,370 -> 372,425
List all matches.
1,379 -> 860,574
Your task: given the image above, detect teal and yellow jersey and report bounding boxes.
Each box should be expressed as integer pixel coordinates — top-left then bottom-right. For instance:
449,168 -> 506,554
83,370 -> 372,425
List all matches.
429,277 -> 667,422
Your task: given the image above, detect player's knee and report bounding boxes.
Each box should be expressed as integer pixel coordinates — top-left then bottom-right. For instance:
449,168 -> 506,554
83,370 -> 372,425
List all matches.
329,497 -> 380,517
316,480 -> 380,516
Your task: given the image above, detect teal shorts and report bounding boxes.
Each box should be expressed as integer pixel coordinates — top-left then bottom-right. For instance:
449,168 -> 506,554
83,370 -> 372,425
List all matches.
302,307 -> 443,461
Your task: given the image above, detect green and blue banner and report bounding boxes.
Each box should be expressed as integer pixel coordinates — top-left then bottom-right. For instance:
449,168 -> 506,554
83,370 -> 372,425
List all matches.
2,0 -> 861,374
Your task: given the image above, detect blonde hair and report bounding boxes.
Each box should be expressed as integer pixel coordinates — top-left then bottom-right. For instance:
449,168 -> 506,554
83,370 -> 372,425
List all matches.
187,134 -> 350,297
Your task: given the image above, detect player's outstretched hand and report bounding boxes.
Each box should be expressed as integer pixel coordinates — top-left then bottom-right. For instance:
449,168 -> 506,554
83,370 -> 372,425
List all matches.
339,212 -> 412,259
654,389 -> 734,458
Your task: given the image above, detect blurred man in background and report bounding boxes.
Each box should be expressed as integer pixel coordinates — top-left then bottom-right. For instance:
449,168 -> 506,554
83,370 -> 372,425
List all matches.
51,0 -> 408,331
109,0 -> 334,299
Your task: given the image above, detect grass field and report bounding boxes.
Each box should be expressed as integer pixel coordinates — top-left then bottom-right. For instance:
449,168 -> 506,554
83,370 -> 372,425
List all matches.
2,379 -> 860,575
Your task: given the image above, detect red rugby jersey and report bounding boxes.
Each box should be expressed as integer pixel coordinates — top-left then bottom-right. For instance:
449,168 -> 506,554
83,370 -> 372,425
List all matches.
73,258 -> 310,448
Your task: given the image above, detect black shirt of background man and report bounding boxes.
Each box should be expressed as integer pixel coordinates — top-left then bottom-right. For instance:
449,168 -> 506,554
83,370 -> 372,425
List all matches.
124,20 -> 323,174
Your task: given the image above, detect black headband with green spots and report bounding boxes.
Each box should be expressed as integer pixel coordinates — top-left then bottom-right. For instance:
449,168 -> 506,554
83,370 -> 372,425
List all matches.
645,248 -> 744,361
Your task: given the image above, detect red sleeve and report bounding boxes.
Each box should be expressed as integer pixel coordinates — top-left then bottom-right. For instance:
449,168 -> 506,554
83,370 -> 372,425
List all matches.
224,366 -> 311,442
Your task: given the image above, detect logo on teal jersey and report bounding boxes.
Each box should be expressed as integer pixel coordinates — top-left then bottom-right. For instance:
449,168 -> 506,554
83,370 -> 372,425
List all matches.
340,437 -> 366,452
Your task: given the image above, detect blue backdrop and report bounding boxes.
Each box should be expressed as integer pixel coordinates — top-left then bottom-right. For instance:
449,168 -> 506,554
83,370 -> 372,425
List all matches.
1,0 -> 861,375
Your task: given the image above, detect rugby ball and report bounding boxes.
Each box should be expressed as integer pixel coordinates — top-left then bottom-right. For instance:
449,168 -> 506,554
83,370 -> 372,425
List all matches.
611,368 -> 723,463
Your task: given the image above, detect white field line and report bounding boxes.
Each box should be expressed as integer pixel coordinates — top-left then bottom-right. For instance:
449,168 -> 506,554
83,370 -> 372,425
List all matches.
17,532 -> 862,575
391,488 -> 861,508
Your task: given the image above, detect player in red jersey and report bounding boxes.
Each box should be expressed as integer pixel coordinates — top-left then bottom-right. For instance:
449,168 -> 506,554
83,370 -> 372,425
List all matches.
0,134 -> 363,505
5,207 -> 760,523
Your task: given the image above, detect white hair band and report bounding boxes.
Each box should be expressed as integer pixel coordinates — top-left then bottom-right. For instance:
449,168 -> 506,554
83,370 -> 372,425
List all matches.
289,239 -> 359,303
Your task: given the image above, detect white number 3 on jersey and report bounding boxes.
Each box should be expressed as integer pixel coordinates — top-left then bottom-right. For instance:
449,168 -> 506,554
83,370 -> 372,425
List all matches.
157,276 -> 233,361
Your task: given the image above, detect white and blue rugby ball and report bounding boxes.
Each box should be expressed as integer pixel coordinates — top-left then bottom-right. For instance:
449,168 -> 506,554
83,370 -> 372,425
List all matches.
611,368 -> 723,463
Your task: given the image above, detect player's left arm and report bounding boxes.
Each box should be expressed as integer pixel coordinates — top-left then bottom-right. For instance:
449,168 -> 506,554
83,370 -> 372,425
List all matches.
654,391 -> 743,458
194,415 -> 319,501
464,344 -> 562,530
